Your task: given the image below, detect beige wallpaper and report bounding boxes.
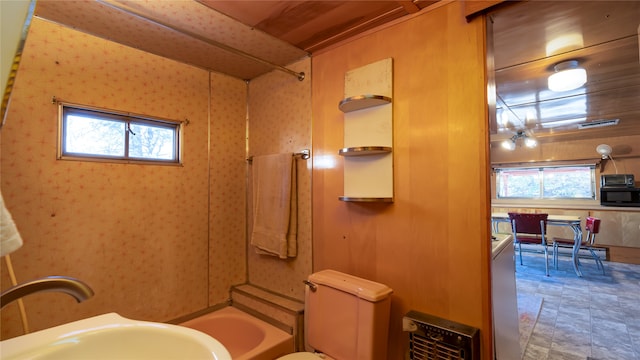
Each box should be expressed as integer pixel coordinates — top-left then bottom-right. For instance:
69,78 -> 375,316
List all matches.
208,73 -> 249,305
1,16 -> 314,340
246,58 -> 313,301
0,18 -> 248,339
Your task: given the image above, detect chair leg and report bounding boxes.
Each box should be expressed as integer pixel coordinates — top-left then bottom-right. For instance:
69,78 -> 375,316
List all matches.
543,245 -> 549,276
553,243 -> 558,269
588,248 -> 605,275
518,242 -> 523,265
590,249 -> 601,269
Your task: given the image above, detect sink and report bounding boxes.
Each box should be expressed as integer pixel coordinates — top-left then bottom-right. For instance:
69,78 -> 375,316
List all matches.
0,313 -> 231,360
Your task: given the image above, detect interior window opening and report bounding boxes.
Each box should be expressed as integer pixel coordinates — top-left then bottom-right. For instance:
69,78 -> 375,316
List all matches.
496,165 -> 595,200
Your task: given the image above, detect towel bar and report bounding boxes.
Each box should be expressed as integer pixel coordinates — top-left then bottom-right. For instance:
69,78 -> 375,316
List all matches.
247,149 -> 310,163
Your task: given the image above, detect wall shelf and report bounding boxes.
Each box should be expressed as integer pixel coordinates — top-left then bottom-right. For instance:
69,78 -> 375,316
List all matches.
338,95 -> 392,113
339,146 -> 392,156
338,196 -> 394,202
338,58 -> 394,203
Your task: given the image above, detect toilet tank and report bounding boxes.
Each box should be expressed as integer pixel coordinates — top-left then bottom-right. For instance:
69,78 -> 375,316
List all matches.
305,270 -> 393,360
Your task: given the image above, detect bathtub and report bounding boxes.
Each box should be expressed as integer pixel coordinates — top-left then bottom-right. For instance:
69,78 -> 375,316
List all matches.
179,306 -> 294,360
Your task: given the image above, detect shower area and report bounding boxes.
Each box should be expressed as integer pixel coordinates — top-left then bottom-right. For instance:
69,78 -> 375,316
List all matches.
214,57 -> 313,352
240,58 -> 313,301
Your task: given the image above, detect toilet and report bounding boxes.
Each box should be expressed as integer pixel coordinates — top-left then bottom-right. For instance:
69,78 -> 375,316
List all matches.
277,269 -> 393,360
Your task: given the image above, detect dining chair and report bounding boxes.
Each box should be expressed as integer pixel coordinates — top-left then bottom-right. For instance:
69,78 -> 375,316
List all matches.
553,216 -> 604,274
508,212 -> 550,276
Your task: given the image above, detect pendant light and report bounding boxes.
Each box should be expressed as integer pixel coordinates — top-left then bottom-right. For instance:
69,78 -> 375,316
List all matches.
501,130 -> 537,151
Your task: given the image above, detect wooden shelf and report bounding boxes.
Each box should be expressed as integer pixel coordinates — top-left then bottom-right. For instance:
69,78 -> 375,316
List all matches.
338,146 -> 392,156
338,94 -> 392,113
339,196 -> 394,202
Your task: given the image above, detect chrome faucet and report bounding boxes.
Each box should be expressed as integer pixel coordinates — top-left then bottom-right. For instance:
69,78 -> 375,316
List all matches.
1,276 -> 94,308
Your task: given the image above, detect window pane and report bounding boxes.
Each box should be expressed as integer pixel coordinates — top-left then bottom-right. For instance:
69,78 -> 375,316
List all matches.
129,122 -> 176,160
497,169 -> 540,198
542,166 -> 593,198
497,165 -> 595,200
60,104 -> 181,164
65,115 -> 125,156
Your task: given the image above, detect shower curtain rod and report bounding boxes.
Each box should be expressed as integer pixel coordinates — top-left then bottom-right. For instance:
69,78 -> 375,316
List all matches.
247,149 -> 310,163
97,0 -> 305,81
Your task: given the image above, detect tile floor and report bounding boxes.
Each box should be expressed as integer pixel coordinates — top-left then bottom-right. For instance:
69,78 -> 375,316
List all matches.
515,250 -> 640,360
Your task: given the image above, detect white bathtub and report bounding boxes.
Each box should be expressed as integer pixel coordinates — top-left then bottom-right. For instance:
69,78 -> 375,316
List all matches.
180,306 -> 294,360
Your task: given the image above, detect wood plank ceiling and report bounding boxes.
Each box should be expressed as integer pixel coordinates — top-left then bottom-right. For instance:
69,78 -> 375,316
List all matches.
197,0 -> 432,53
490,1 -> 640,146
32,1 -> 640,145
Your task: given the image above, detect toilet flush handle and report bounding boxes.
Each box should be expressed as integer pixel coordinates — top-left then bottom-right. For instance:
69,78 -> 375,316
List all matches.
303,280 -> 317,292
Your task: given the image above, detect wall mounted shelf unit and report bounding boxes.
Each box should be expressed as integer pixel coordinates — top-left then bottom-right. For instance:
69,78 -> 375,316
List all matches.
339,58 -> 394,203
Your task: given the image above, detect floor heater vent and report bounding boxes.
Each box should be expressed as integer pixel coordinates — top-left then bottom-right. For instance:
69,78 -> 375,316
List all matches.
404,310 -> 480,360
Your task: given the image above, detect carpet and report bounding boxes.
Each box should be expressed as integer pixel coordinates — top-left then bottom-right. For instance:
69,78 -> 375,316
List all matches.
517,293 -> 543,354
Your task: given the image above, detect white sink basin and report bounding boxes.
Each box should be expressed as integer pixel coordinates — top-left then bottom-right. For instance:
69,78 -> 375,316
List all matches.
0,313 -> 232,360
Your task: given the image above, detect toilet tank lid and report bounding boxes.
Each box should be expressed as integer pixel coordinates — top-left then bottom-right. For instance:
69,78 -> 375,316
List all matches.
309,270 -> 393,302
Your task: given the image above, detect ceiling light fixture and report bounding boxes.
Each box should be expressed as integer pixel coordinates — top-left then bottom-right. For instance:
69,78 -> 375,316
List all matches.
596,144 -> 612,159
548,60 -> 587,92
596,143 -> 618,173
501,130 -> 537,151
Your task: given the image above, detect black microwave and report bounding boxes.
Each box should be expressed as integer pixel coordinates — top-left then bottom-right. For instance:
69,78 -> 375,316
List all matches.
600,187 -> 640,207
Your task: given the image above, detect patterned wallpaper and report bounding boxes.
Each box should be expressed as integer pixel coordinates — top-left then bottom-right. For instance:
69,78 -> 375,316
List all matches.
208,72 -> 249,304
34,0 -> 307,80
0,18 -> 248,338
1,16 -> 313,339
246,59 -> 312,301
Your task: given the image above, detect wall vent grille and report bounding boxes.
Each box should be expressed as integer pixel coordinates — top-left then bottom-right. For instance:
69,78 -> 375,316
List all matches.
404,310 -> 480,360
577,119 -> 619,129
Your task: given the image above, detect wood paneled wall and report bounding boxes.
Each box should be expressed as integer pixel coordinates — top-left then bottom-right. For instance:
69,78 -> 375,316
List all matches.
491,134 -> 640,177
312,2 -> 493,358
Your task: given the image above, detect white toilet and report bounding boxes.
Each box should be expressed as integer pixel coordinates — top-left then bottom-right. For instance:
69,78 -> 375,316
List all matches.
277,269 -> 393,360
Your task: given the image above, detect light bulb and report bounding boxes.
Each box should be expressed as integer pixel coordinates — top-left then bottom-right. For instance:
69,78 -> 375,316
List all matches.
524,137 -> 537,148
501,139 -> 516,150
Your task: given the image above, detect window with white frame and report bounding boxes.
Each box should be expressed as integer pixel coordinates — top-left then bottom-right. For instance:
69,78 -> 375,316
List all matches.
59,103 -> 181,164
496,165 -> 596,200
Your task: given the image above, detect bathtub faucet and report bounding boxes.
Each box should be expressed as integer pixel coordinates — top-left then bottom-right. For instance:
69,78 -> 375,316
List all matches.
1,276 -> 94,308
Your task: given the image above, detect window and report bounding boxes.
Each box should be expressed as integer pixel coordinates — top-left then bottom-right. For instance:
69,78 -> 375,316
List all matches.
59,103 -> 181,164
496,165 -> 595,200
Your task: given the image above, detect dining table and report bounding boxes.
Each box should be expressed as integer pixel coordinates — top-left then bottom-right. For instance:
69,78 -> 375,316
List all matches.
491,212 -> 584,277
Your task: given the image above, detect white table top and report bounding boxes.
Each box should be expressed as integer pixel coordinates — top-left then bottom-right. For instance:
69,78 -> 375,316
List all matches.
491,212 -> 580,222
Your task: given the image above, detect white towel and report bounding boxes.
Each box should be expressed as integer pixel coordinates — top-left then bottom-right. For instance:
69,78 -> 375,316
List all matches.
250,153 -> 297,259
1,191 -> 24,257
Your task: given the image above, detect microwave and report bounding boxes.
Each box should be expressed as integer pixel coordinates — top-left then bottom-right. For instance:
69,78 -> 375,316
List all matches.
600,187 -> 640,207
601,174 -> 635,188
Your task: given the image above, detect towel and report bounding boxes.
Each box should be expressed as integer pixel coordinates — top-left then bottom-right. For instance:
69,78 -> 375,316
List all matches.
1,191 -> 24,257
250,153 -> 297,259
